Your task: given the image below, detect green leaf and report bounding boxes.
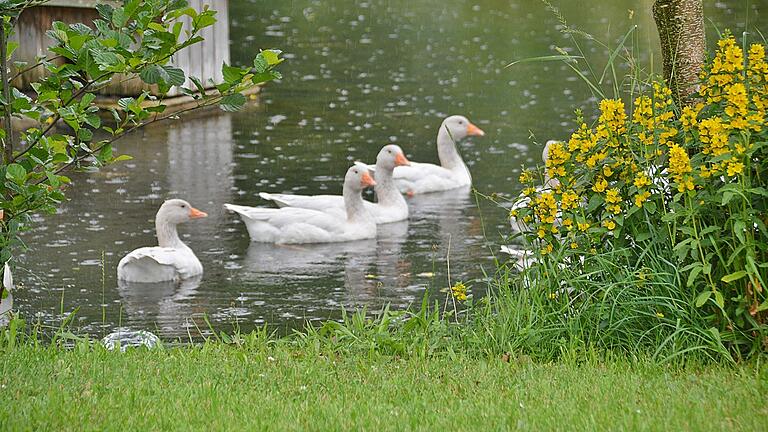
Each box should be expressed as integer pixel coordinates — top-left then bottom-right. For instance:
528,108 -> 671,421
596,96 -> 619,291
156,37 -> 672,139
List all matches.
261,49 -> 283,66
98,144 -> 113,161
695,290 -> 712,307
721,270 -> 747,283
505,54 -> 584,68
6,164 -> 27,185
253,55 -> 268,73
139,64 -> 166,84
189,76 -> 206,93
714,291 -> 725,308
162,66 -> 185,86
219,93 -> 246,112
77,128 -> 93,142
686,264 -> 703,287
222,63 -> 244,84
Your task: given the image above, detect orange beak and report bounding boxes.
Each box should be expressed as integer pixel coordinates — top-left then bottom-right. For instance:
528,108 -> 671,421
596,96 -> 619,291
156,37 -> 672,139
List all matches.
395,152 -> 410,167
466,122 -> 485,137
188,207 -> 208,219
361,170 -> 377,188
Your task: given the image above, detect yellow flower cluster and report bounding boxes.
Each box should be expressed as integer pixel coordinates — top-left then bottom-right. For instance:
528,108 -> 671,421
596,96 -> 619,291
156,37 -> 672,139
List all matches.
701,35 -> 744,104
510,34 -> 766,265
534,191 -> 558,225
597,99 -> 627,146
605,188 -> 622,214
545,141 -> 570,178
668,144 -> 694,193
451,281 -> 468,302
568,123 -> 598,162
698,117 -> 729,156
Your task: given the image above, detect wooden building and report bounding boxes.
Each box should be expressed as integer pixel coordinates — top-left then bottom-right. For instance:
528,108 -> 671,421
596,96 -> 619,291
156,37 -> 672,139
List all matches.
11,0 -> 230,97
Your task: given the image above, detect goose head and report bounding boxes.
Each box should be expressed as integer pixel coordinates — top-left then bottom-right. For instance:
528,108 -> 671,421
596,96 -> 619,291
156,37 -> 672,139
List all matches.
376,144 -> 410,170
156,199 -> 208,226
346,164 -> 377,192
441,115 -> 485,141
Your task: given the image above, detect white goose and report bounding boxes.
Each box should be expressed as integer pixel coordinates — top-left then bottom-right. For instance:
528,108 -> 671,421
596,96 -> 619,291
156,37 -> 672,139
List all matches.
389,115 -> 485,195
225,165 -> 377,244
117,199 -> 208,283
259,144 -> 411,224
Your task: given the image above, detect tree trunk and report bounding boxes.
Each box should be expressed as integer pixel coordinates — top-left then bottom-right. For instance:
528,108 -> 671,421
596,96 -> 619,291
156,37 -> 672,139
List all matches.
653,0 -> 706,107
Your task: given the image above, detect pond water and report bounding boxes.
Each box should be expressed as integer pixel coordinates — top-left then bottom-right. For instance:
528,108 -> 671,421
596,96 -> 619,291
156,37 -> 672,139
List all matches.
14,0 -> 765,339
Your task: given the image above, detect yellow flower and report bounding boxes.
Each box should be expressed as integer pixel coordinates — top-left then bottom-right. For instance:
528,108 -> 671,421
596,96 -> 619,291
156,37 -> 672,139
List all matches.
602,219 -> 616,231
570,242 -> 578,249
540,243 -> 554,256
680,105 -> 701,131
562,218 -> 573,230
655,312 -> 664,318
602,165 -> 614,178
726,158 -> 744,176
699,118 -> 729,156
725,82 -> 748,118
451,282 -> 468,302
534,192 -> 558,224
537,228 -> 546,238
545,141 -> 571,179
560,190 -> 580,211
518,170 -> 533,183
668,144 -> 695,192
577,221 -> 590,232
605,188 -> 621,204
634,191 -> 651,208
633,173 -> 651,188
586,151 -> 607,168
598,98 -> 628,139
592,177 -> 608,193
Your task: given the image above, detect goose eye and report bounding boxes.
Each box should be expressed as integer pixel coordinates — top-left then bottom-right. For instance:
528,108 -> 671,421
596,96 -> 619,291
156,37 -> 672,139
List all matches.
181,204 -> 186,208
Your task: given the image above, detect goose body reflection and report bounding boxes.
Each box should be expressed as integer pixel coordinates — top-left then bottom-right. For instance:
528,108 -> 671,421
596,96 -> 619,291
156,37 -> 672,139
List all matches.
117,275 -> 203,333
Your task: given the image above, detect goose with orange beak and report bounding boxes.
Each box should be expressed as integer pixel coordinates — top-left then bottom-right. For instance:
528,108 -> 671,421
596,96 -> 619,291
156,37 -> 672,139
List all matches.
117,199 -> 208,282
386,115 -> 485,195
260,144 -> 411,224
225,165 -> 377,243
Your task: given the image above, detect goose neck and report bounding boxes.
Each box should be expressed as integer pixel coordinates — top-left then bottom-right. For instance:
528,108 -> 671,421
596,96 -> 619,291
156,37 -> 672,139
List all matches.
155,216 -> 185,249
436,127 -> 466,170
343,187 -> 368,222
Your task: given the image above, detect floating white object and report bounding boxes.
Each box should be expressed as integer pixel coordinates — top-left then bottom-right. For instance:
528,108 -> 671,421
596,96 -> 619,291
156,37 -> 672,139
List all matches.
0,262 -> 13,317
102,328 -> 161,352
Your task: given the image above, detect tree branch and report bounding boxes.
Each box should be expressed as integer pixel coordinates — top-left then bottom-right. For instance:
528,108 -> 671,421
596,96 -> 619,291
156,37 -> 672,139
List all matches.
1,20 -> 14,164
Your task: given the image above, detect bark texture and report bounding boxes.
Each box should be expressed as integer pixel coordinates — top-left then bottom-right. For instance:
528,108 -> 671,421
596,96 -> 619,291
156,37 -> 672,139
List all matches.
653,0 -> 706,107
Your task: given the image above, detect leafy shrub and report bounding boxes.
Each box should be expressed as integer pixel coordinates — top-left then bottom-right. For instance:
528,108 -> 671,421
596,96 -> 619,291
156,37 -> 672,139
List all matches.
510,33 -> 767,357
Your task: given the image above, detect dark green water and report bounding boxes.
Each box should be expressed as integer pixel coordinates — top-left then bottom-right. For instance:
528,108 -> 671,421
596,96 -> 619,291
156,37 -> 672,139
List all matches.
14,0 -> 765,339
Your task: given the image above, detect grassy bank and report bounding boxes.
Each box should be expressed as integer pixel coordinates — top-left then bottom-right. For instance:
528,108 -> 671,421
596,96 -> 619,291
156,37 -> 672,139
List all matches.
1,341 -> 767,431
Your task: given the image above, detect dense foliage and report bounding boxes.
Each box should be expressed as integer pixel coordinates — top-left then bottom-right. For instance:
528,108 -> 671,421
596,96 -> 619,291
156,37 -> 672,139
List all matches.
509,33 -> 767,356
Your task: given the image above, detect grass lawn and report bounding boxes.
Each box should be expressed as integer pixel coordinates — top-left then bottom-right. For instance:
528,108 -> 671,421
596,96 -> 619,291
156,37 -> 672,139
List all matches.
1,343 -> 767,431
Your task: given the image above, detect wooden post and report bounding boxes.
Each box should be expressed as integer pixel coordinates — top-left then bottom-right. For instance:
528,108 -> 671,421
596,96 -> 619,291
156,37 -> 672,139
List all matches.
653,0 -> 706,107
